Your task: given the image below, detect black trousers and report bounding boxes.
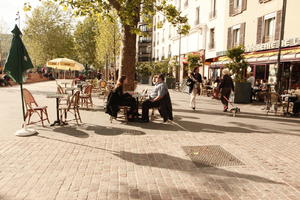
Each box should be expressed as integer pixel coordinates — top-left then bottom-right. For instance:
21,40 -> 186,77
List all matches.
220,88 -> 231,107
293,100 -> 300,114
119,96 -> 138,116
142,99 -> 160,121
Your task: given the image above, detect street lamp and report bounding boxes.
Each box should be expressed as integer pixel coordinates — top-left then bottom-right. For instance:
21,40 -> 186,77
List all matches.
276,0 -> 287,93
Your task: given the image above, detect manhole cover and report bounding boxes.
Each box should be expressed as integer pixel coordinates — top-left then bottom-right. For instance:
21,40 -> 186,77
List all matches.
182,145 -> 244,167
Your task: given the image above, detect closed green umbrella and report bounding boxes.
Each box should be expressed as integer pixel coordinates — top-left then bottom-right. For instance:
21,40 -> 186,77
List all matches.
4,25 -> 34,133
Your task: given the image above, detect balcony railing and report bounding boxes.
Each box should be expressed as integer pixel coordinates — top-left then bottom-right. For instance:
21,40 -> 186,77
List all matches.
263,35 -> 275,43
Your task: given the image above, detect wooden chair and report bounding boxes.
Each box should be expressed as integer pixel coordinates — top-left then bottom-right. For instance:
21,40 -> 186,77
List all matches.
80,85 -> 93,108
23,88 -> 50,126
110,106 -> 129,123
59,91 -> 82,125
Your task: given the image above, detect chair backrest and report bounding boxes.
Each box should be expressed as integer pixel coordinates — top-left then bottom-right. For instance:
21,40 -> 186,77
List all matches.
68,91 -> 80,110
57,85 -> 65,94
83,84 -> 93,95
22,88 -> 38,110
270,92 -> 280,103
100,80 -> 107,88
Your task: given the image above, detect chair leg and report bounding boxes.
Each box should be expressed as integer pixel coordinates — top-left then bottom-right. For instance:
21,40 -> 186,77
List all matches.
27,112 -> 32,125
41,110 -> 44,127
44,109 -> 50,124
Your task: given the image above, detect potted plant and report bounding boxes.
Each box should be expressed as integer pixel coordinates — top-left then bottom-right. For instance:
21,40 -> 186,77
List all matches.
136,62 -> 152,84
225,46 -> 251,103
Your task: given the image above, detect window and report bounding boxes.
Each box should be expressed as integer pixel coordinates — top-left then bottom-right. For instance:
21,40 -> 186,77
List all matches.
230,0 -> 246,16
162,47 -> 165,60
263,14 -> 275,42
157,32 -> 159,45
195,7 -> 200,25
157,49 -> 159,60
169,25 -> 172,38
184,0 -> 188,8
209,28 -> 215,49
234,0 -> 242,9
162,29 -> 165,42
228,23 -> 245,49
209,0 -> 216,19
232,26 -> 240,46
257,11 -> 281,44
168,44 -> 171,57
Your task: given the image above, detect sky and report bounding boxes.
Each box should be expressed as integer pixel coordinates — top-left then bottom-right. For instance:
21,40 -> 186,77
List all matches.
0,0 -> 41,33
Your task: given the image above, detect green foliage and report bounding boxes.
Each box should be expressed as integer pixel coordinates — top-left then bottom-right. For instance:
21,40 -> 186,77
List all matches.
23,1 -> 75,66
152,59 -> 169,75
187,54 -> 200,71
95,13 -> 122,70
225,46 -> 248,82
74,16 -> 98,67
136,62 -> 152,77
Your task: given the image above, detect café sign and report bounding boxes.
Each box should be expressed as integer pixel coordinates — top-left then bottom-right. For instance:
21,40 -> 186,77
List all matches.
245,37 -> 300,52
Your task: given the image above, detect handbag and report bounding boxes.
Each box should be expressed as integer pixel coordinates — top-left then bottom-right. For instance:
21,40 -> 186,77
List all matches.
186,78 -> 194,87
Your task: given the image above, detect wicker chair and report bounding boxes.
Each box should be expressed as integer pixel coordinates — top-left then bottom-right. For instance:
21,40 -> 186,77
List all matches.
59,91 -> 82,125
23,88 -> 50,126
80,85 -> 93,108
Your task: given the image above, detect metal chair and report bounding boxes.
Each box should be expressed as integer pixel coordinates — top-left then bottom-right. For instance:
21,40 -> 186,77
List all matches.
23,88 -> 50,126
80,85 -> 93,108
59,91 -> 82,125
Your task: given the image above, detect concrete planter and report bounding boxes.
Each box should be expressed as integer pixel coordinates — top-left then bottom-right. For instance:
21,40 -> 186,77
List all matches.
234,82 -> 251,104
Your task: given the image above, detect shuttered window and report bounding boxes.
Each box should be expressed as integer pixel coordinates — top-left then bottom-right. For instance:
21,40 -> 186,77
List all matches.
275,10 -> 282,40
230,0 -> 247,16
239,23 -> 246,46
256,17 -> 263,44
227,27 -> 232,49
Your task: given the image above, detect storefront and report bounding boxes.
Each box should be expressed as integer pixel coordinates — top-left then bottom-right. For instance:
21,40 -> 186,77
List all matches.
211,45 -> 300,90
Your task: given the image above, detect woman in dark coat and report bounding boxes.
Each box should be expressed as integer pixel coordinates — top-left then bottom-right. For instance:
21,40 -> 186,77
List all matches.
106,75 -> 138,120
219,69 -> 234,112
189,67 -> 202,110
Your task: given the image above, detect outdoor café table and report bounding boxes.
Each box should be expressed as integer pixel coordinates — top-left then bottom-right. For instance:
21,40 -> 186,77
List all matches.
281,94 -> 297,115
65,87 -> 77,95
46,93 -> 70,126
60,81 -> 70,88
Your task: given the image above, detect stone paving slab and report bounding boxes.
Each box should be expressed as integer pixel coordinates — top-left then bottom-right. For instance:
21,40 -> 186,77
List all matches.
0,81 -> 300,200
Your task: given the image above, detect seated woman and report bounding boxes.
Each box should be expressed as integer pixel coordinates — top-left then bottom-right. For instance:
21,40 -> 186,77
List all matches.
106,75 -> 138,120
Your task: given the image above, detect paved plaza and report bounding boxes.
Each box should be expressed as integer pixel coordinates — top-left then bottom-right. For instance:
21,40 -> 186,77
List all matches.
0,81 -> 300,200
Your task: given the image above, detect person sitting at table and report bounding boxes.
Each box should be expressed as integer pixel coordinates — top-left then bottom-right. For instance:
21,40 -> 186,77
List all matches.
140,74 -> 173,123
105,75 -> 138,121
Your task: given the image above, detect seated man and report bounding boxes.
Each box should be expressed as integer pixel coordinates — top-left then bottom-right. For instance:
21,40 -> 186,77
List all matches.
141,74 -> 173,122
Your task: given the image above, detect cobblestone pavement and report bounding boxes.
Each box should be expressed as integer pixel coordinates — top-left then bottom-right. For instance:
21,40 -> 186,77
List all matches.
0,81 -> 300,200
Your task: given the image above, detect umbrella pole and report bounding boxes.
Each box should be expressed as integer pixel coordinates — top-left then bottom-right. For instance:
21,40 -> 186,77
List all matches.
20,83 -> 26,121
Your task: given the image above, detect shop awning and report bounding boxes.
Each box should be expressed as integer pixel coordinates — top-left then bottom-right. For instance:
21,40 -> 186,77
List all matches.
211,46 -> 300,66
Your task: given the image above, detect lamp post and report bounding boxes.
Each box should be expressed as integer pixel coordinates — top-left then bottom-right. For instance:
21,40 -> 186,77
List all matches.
275,0 -> 287,94
178,27 -> 182,84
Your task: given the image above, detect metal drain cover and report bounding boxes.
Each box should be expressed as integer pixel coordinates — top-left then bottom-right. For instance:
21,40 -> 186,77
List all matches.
182,145 -> 244,167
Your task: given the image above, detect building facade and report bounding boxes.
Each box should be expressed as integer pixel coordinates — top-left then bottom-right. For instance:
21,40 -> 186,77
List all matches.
215,0 -> 300,90
150,0 -> 300,90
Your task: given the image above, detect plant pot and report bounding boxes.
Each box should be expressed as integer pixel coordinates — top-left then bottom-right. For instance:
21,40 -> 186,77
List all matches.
166,77 -> 175,89
234,82 -> 251,103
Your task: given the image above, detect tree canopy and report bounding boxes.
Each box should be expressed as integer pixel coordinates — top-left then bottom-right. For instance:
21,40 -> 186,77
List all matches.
23,1 -> 75,66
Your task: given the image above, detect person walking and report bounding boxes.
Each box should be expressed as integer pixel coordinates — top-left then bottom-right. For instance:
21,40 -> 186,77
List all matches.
219,69 -> 234,112
189,67 -> 202,110
247,72 -> 255,102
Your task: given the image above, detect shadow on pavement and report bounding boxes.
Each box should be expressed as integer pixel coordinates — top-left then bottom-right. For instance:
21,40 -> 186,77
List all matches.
173,108 -> 300,124
112,151 -> 284,185
53,126 -> 89,138
85,124 -> 146,136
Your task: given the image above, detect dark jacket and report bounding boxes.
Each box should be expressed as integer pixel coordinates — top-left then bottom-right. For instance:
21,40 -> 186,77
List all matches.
219,75 -> 234,91
105,85 -> 124,117
188,72 -> 202,93
158,92 -> 173,121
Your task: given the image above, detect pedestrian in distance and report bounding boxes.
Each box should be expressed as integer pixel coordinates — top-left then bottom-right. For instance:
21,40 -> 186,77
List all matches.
219,69 -> 234,112
188,67 -> 202,110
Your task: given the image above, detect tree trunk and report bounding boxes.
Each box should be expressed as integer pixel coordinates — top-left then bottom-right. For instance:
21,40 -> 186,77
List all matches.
121,24 -> 137,91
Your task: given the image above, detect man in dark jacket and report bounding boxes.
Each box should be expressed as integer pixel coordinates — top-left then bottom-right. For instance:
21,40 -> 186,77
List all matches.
219,69 -> 234,112
141,74 -> 173,122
